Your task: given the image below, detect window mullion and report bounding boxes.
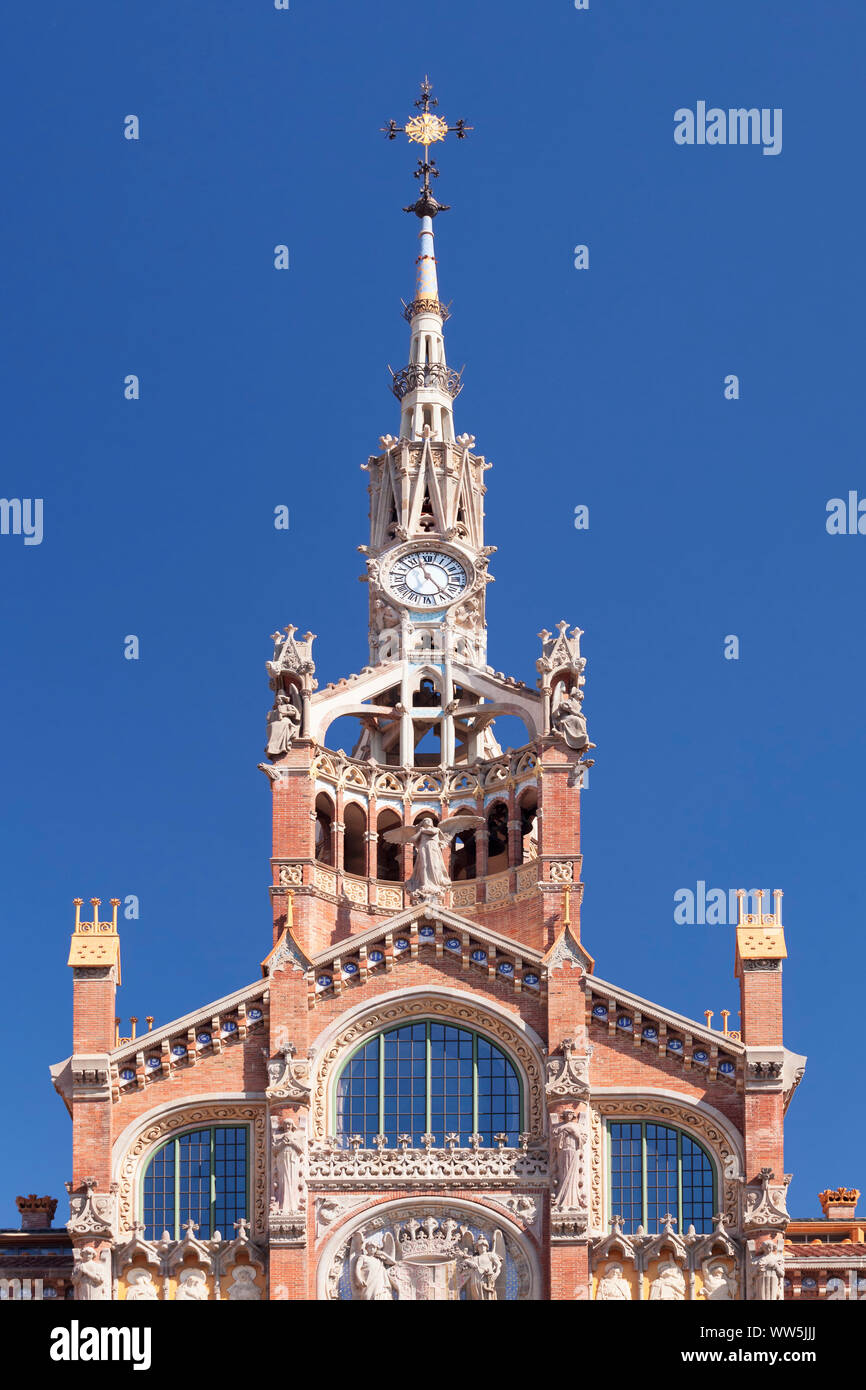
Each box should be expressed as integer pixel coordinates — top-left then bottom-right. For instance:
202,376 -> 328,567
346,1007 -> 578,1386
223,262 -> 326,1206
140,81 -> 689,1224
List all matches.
210,1128 -> 216,1236
676,1129 -> 683,1233
173,1139 -> 180,1241
425,1023 -> 432,1137
472,1031 -> 478,1137
379,1035 -> 385,1138
641,1124 -> 648,1230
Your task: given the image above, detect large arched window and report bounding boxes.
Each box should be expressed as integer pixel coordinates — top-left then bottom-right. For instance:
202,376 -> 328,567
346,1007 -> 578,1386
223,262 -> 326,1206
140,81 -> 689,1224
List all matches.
608,1121 -> 715,1234
335,1022 -> 521,1149
141,1126 -> 248,1240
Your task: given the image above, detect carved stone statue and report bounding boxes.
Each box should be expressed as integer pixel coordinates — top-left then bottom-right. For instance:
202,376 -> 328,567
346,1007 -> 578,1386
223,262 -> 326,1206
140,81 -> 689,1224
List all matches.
648,1260 -> 686,1301
72,1246 -> 108,1301
383,815 -> 484,901
351,1239 -> 396,1301
265,690 -> 300,761
174,1267 -> 209,1301
701,1261 -> 736,1300
125,1267 -> 158,1301
272,1117 -> 306,1214
596,1261 -> 632,1301
751,1238 -> 786,1301
227,1266 -> 262,1301
460,1233 -> 504,1301
551,1106 -> 589,1212
551,691 -> 593,752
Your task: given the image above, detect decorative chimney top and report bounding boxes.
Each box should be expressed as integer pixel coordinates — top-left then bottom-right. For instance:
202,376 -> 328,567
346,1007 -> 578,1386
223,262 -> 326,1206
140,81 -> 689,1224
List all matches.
16,1194 -> 58,1231
818,1187 -> 860,1220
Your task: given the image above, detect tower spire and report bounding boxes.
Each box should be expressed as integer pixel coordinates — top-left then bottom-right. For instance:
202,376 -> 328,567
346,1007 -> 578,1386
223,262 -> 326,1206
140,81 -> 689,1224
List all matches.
383,78 -> 472,442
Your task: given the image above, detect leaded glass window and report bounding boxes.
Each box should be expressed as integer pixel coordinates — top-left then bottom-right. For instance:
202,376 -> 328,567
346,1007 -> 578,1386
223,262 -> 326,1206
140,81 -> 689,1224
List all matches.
142,1126 -> 248,1240
335,1022 -> 521,1148
608,1121 -> 715,1234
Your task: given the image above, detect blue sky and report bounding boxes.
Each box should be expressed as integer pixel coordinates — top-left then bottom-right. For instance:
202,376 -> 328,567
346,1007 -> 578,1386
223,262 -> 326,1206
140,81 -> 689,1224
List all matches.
1,0 -> 863,1226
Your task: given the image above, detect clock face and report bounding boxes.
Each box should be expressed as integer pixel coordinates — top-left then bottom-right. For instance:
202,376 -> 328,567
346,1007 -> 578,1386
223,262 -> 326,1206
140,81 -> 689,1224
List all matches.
387,549 -> 469,607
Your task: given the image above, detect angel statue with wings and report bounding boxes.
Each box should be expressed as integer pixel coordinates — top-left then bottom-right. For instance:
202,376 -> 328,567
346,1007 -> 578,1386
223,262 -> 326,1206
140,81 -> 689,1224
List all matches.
383,815 -> 484,901
350,1232 -> 398,1301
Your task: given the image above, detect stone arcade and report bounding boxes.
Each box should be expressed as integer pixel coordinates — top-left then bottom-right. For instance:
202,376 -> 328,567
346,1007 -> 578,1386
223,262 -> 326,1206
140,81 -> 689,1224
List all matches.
7,80 -> 859,1303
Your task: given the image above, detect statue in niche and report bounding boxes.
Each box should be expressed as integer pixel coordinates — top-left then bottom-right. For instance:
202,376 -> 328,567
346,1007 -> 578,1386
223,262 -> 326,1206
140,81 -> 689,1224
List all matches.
72,1246 -> 108,1301
551,1106 -> 589,1212
125,1267 -> 158,1301
648,1260 -> 686,1301
460,1233 -> 505,1301
751,1238 -> 786,1301
271,1116 -> 306,1214
227,1266 -> 262,1301
383,815 -> 484,901
350,1235 -> 397,1301
551,689 -> 594,752
596,1262 -> 632,1301
265,689 -> 300,761
701,1261 -> 737,1300
174,1268 -> 209,1301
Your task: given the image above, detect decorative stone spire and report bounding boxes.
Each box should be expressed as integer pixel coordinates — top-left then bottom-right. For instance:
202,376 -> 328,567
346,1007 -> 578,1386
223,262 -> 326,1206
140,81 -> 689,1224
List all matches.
384,78 -> 472,442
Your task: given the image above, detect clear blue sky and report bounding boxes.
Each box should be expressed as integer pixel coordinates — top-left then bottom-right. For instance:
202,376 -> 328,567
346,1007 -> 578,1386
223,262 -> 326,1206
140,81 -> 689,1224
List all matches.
2,0 -> 863,1226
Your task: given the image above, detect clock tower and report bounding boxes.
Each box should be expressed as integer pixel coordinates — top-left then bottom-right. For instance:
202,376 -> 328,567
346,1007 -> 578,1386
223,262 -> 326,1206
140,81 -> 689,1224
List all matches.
49,79 -> 808,1307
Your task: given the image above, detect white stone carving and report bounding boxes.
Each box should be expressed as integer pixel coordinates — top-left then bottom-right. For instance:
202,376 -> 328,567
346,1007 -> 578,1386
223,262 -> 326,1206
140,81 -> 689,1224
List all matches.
271,1116 -> 307,1213
383,816 -> 484,902
750,1237 -> 786,1301
265,690 -> 301,760
460,1232 -> 506,1301
66,1178 -> 118,1241
648,1260 -> 686,1301
174,1268 -> 210,1301
546,1043 -> 592,1100
351,1236 -> 398,1300
264,1043 -> 312,1104
551,1107 -> 589,1213
742,1167 -> 791,1233
596,1261 -> 632,1301
551,691 -> 592,752
72,1245 -> 110,1301
502,1195 -> 538,1227
124,1268 -> 158,1301
333,1212 -> 520,1301
701,1260 -> 737,1300
227,1266 -> 262,1300
307,1141 -> 548,1188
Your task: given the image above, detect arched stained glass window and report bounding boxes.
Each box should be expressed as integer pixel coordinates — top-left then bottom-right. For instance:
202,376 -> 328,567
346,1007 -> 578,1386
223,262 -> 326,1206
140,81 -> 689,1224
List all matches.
335,1022 -> 521,1148
141,1126 -> 248,1240
608,1121 -> 715,1234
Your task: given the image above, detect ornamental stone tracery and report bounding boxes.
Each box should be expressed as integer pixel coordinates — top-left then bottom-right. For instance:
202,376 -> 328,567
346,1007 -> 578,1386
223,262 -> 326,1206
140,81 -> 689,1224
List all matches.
319,1200 -> 537,1301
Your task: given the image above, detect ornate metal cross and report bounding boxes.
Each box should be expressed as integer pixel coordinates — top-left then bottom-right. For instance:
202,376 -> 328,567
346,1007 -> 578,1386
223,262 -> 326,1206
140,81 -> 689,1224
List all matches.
382,76 -> 473,216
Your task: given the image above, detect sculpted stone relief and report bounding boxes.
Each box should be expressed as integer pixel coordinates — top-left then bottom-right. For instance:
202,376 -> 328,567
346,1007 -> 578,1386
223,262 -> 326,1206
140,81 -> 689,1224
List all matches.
271,1115 -> 307,1216
324,1207 -> 532,1301
72,1246 -> 110,1301
551,1107 -> 589,1217
750,1236 -> 786,1301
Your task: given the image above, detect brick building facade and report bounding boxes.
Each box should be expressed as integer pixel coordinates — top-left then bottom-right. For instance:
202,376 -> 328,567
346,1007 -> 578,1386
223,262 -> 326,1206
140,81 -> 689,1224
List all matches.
3,84 -> 861,1304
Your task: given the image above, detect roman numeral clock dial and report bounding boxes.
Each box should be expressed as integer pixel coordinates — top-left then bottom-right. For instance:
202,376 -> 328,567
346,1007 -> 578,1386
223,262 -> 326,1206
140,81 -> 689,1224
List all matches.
386,549 -> 469,607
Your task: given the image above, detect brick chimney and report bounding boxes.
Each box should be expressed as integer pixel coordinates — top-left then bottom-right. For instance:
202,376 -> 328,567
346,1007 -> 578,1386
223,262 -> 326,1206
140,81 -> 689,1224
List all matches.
819,1187 -> 860,1220
15,1194 -> 58,1231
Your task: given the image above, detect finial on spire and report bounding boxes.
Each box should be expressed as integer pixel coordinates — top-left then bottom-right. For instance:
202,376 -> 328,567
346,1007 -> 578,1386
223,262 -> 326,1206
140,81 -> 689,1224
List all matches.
382,76 -> 473,217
